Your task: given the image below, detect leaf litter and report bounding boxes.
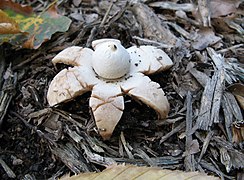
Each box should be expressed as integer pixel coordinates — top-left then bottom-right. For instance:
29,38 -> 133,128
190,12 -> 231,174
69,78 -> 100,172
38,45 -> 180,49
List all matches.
0,0 -> 243,179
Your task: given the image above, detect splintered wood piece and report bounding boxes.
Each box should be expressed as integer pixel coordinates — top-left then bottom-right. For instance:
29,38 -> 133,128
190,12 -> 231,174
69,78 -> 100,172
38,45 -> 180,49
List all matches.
0,65 -> 17,127
196,68 -> 224,130
129,2 -> 179,46
184,92 -> 196,171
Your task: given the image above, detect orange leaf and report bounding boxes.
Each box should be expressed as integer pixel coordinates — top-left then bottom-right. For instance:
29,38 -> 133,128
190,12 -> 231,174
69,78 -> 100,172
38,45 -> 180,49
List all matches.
0,0 -> 32,15
0,10 -> 21,34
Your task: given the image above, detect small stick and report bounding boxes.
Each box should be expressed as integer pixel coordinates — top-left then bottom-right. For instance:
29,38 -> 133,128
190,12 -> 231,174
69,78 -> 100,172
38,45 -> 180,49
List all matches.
0,158 -> 16,178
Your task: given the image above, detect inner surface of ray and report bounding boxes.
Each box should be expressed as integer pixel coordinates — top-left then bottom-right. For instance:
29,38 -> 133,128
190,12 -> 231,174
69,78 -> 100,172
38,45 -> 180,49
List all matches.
89,83 -> 124,140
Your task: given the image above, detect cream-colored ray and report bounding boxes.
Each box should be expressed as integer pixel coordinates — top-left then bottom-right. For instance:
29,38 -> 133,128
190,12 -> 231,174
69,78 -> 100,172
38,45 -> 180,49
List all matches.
47,66 -> 98,106
52,47 -> 93,66
127,46 -> 173,75
89,83 -> 124,140
120,73 -> 170,119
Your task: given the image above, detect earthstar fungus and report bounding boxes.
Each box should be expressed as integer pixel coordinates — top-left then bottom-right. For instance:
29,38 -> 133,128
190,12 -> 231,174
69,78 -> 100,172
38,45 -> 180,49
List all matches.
47,39 -> 173,140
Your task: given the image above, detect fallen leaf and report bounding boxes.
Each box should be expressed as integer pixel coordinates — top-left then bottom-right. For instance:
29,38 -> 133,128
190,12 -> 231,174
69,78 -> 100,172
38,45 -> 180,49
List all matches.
192,27 -> 221,50
228,83 -> 244,97
183,139 -> 200,157
228,83 -> 244,110
209,0 -> 241,18
72,0 -> 82,7
62,164 -> 219,180
0,0 -> 32,15
212,17 -> 236,34
0,0 -> 72,49
0,10 -> 21,34
232,121 -> 244,143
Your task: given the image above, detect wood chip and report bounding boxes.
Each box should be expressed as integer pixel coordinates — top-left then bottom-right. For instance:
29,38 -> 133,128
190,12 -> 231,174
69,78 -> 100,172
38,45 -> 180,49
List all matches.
184,92 -> 196,171
196,68 -> 224,130
129,2 -> 179,46
0,65 -> 17,127
149,2 -> 195,12
51,143 -> 92,174
159,121 -> 186,144
0,158 -> 16,178
214,136 -> 244,171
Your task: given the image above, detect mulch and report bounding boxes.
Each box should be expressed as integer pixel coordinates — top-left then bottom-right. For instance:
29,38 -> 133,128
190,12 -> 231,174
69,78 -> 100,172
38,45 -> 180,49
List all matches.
0,0 -> 243,179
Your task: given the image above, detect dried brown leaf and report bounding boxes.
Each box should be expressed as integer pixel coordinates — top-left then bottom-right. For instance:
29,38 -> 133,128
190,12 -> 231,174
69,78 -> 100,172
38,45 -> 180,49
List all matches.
232,121 -> 244,143
183,139 -> 200,157
228,83 -> 244,110
63,164 -> 219,180
192,28 -> 221,50
209,0 -> 241,18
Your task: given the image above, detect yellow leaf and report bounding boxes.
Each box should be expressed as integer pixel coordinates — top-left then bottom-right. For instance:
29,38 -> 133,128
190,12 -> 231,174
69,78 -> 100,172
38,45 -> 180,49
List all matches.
62,164 -> 219,180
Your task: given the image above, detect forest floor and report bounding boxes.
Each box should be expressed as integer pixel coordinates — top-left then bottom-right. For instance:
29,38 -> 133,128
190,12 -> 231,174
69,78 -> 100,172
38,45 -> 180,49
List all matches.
0,0 -> 243,179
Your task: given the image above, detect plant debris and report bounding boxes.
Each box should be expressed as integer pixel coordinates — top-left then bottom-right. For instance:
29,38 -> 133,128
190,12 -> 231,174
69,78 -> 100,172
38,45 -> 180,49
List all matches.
0,0 -> 243,179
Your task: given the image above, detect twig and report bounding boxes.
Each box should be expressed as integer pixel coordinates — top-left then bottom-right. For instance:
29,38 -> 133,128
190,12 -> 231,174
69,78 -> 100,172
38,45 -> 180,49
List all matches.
72,21 -> 99,46
120,132 -> 134,159
79,142 -> 116,167
86,25 -> 98,47
166,22 -> 191,40
99,1 -> 114,29
132,36 -> 173,48
217,44 -> 244,53
134,148 -> 156,166
200,160 -> 232,179
107,1 -> 129,27
159,121 -> 186,144
198,131 -> 214,163
149,1 -> 195,12
113,156 -> 182,167
10,111 -> 35,130
184,91 -> 196,171
0,65 -> 17,127
0,158 -> 16,178
86,0 -> 116,47
0,46 -> 5,89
